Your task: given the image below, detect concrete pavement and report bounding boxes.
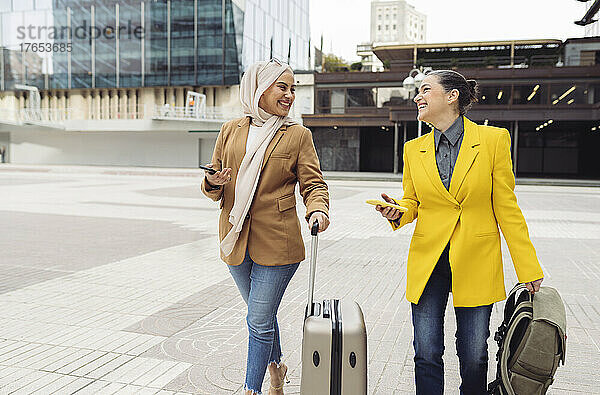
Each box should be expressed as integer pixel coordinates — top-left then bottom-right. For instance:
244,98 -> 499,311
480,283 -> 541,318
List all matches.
0,165 -> 599,394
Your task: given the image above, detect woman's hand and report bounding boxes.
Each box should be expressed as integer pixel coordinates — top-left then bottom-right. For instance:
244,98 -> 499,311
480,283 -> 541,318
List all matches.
376,193 -> 403,221
525,278 -> 543,294
309,211 -> 330,233
204,163 -> 233,186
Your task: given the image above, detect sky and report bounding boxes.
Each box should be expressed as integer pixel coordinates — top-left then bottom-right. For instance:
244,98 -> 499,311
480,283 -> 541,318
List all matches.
309,0 -> 590,62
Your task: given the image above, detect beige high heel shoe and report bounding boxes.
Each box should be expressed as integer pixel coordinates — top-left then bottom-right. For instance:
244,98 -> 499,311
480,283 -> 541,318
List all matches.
269,363 -> 289,395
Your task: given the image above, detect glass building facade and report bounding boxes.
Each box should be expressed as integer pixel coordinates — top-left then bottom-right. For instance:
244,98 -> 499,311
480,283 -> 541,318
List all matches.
0,0 -> 310,91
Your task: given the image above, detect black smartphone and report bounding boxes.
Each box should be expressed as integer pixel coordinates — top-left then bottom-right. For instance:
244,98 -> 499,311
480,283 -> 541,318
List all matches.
199,165 -> 217,175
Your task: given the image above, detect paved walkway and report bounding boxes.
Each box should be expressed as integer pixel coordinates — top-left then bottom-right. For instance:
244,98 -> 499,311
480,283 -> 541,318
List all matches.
0,165 -> 599,394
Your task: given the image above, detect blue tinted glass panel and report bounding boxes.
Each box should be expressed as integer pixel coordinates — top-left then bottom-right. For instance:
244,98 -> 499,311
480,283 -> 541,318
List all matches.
170,0 -> 194,85
145,0 -> 168,86
94,2 -> 117,87
118,0 -> 142,87
70,4 -> 92,88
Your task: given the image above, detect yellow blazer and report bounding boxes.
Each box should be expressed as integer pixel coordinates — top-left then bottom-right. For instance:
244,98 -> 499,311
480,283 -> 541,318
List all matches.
391,116 -> 543,307
202,116 -> 329,266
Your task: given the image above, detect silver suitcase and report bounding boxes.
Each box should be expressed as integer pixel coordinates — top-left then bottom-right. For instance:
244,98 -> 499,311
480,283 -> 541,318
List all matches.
300,222 -> 367,395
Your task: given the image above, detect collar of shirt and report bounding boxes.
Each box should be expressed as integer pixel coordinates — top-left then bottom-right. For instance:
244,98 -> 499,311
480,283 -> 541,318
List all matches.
434,116 -> 464,150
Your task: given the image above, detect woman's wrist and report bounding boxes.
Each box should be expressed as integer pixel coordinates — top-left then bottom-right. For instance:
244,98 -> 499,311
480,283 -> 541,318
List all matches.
205,177 -> 221,190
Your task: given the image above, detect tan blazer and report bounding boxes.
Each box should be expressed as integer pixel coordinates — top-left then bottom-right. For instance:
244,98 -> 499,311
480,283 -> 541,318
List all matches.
202,116 -> 329,266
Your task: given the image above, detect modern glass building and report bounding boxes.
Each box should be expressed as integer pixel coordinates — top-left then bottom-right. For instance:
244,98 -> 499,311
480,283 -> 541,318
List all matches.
0,0 -> 311,91
0,0 -> 311,168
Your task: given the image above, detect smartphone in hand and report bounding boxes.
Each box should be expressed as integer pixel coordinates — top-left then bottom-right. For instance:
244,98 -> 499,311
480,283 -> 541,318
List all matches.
199,164 -> 217,175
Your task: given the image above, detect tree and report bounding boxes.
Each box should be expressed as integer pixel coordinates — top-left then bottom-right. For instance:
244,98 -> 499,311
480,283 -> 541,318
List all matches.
323,53 -> 349,72
350,62 -> 363,71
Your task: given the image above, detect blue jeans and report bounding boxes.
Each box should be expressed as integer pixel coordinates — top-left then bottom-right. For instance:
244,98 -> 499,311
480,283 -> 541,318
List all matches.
411,245 -> 493,395
228,251 -> 299,394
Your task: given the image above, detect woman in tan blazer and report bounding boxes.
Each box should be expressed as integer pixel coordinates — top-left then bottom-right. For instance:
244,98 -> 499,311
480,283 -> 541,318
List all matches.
201,59 -> 329,395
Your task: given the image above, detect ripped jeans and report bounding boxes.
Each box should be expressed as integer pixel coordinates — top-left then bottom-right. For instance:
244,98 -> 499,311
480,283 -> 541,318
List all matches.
228,250 -> 299,394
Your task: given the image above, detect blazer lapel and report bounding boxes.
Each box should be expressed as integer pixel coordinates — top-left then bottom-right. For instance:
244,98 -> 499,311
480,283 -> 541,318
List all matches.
449,117 -> 480,197
419,130 -> 458,205
233,117 -> 251,169
261,125 -> 287,170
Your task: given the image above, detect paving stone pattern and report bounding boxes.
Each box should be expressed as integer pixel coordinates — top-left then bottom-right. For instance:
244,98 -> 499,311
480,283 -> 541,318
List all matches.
0,169 -> 598,394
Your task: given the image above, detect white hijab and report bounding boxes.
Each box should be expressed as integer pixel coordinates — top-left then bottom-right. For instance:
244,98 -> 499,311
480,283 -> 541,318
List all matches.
220,59 -> 298,256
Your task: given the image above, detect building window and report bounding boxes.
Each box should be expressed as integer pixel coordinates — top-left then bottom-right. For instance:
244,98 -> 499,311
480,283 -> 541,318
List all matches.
550,83 -> 586,105
378,14 -> 381,20
385,25 -> 389,30
393,24 -> 396,30
346,88 -> 376,107
317,90 -> 330,114
512,84 -> 548,105
478,85 -> 511,105
331,89 -> 345,114
378,25 -> 381,31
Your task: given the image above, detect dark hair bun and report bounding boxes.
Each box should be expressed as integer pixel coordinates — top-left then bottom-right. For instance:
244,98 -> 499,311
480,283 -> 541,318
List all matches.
429,70 -> 479,115
466,79 -> 479,103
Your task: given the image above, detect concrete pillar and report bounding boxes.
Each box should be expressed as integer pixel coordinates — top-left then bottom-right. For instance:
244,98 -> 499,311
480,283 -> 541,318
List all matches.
59,91 -> 68,121
0,92 -> 18,122
51,91 -> 58,113
119,89 -> 128,119
69,89 -> 85,120
128,89 -> 137,118
93,90 -> 101,120
166,87 -> 175,106
101,89 -> 110,119
154,88 -> 164,106
41,91 -> 49,109
110,89 -> 119,119
175,87 -> 185,108
139,87 -> 156,119
86,91 -> 92,119
18,92 -> 25,110
59,91 -> 67,110
206,87 -> 214,108
214,85 -> 240,108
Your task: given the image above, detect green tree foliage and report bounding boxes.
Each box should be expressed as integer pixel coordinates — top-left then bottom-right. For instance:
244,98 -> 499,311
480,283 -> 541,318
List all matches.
350,62 -> 363,71
323,53 -> 349,72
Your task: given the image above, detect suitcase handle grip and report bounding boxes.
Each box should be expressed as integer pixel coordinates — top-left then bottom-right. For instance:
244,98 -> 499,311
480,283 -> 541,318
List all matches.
307,220 -> 319,316
311,220 -> 319,236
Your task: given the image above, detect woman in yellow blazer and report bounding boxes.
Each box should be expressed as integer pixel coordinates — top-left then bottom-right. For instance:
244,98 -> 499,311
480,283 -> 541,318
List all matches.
375,70 -> 543,394
202,59 -> 329,395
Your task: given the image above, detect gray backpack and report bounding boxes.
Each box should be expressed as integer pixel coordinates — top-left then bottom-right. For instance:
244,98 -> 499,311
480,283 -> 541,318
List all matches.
488,284 -> 567,395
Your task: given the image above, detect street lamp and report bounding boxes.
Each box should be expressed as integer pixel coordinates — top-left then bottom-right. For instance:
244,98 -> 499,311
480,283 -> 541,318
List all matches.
403,67 -> 431,138
393,67 -> 432,174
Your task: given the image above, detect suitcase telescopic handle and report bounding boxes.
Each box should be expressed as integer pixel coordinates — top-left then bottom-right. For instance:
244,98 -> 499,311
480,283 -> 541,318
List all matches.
307,220 -> 319,316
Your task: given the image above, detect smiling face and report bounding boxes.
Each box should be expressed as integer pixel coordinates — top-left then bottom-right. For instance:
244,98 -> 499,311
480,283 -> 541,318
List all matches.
258,70 -> 296,116
413,74 -> 459,123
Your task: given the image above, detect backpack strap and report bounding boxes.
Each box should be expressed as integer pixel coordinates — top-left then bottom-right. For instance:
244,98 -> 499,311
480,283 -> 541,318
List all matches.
500,299 -> 534,395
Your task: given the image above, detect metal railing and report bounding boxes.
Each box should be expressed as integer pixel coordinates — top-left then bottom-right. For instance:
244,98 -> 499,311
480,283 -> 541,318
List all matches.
22,108 -> 72,123
387,54 -> 595,69
152,105 -> 241,121
0,104 -> 242,125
